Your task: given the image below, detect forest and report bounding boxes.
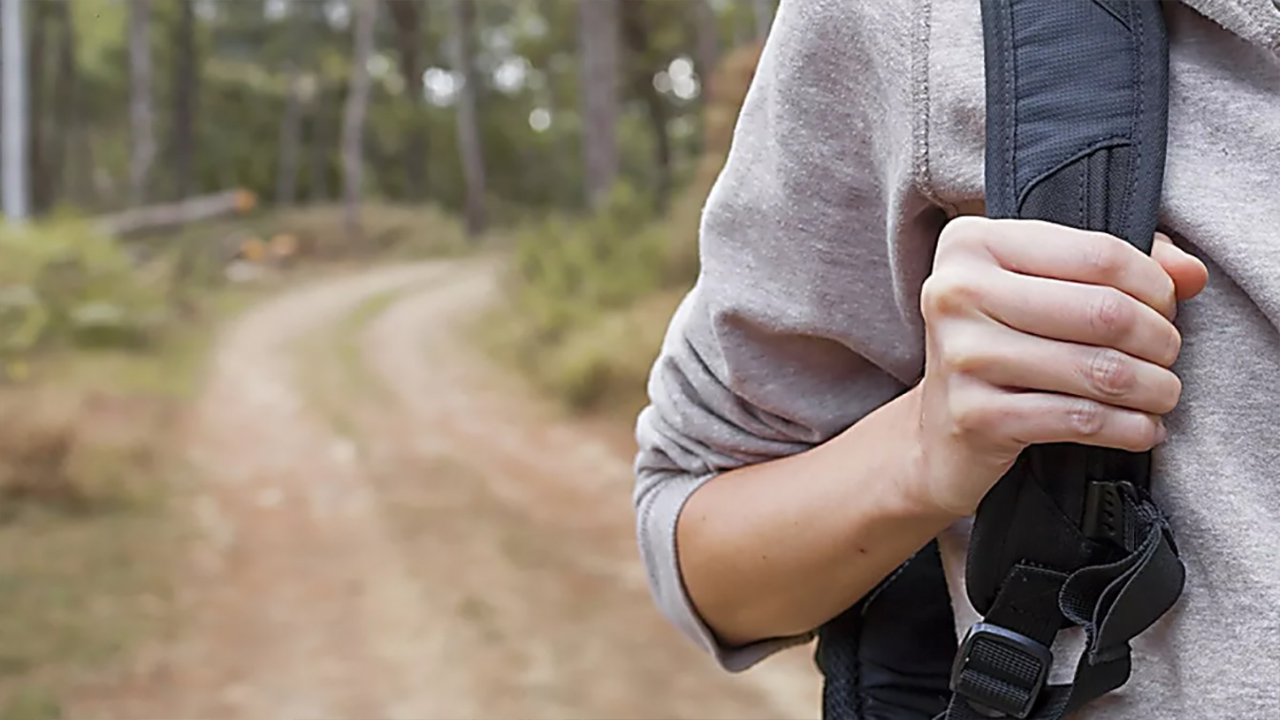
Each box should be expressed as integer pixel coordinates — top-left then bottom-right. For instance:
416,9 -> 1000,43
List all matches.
2,0 -> 773,410
0,2 -> 804,719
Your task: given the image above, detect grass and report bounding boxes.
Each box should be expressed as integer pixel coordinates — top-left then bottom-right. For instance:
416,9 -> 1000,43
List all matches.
473,43 -> 763,420
0,279 -> 275,720
0,199 -> 481,719
294,285 -> 414,447
474,287 -> 685,423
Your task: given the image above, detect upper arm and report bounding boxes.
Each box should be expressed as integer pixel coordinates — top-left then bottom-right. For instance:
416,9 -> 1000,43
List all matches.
631,0 -> 945,667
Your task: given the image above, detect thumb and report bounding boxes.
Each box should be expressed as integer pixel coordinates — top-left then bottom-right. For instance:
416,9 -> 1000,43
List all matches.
1152,233 -> 1208,302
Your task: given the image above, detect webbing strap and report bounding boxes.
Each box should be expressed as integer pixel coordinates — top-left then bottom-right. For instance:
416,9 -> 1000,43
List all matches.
945,491 -> 1183,720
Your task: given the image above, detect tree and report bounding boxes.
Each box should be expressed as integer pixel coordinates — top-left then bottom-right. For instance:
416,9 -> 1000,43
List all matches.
694,1 -> 720,101
307,83 -> 331,204
341,0 -> 377,241
578,0 -> 621,209
451,0 -> 485,237
620,1 -> 671,212
275,7 -> 306,207
387,0 -> 428,199
753,0 -> 775,40
171,0 -> 198,199
129,0 -> 156,206
1,0 -> 29,221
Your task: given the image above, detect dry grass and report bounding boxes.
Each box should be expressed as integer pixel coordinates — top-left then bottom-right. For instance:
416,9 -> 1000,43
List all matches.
0,382 -> 183,720
0,275 -> 258,719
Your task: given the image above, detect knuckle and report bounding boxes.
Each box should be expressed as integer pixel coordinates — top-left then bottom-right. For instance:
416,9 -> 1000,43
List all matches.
1089,288 -> 1135,342
1065,398 -> 1106,437
938,215 -> 988,251
1163,327 -> 1183,367
950,389 -> 995,438
1126,419 -> 1165,452
1085,348 -> 1135,398
1155,373 -> 1183,415
1083,234 -> 1127,280
936,333 -> 988,377
921,273 -> 982,320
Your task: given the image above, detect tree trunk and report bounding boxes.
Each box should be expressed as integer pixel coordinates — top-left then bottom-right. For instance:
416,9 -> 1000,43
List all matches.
128,0 -> 155,206
1,0 -> 30,221
307,85 -> 329,203
451,0 -> 485,237
341,0 -> 376,241
388,0 -> 427,200
733,11 -> 751,48
95,189 -> 255,238
46,0 -> 75,210
694,0 -> 720,102
753,0 -> 774,40
276,60 -> 303,207
171,0 -> 197,199
27,0 -> 49,214
578,0 -> 620,209
620,2 -> 671,213
275,9 -> 306,207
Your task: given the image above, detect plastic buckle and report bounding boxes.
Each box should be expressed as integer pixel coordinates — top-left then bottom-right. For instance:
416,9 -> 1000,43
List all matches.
950,622 -> 1053,719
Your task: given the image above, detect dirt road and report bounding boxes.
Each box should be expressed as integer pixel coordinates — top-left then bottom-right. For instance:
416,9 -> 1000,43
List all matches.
71,260 -> 822,719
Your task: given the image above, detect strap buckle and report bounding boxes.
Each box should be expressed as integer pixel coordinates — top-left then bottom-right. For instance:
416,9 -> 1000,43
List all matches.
950,622 -> 1053,719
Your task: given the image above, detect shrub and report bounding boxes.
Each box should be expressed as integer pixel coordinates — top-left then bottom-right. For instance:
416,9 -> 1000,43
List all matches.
485,42 -> 765,413
0,219 -> 170,378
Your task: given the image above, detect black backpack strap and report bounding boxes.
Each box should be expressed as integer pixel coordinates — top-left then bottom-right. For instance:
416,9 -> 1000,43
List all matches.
945,2 -> 1185,719
817,540 -> 955,720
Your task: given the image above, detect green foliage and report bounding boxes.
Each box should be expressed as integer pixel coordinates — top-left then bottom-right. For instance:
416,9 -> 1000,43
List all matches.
484,181 -> 675,412
510,184 -> 664,339
483,41 -> 765,414
0,221 -> 170,378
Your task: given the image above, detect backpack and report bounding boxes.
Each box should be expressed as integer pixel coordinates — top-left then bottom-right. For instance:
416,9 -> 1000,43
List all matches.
816,2 -> 1186,718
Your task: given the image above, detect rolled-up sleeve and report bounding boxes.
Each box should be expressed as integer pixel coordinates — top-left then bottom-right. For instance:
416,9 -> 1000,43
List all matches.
632,0 -> 941,672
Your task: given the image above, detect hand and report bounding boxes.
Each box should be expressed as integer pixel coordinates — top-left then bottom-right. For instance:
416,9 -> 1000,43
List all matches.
910,217 -> 1210,517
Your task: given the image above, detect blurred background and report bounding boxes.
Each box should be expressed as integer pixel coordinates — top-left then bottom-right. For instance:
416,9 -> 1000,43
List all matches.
0,1 -> 824,718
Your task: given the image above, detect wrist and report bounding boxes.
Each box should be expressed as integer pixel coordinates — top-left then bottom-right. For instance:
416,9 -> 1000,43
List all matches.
826,383 -> 965,525
891,384 -> 969,523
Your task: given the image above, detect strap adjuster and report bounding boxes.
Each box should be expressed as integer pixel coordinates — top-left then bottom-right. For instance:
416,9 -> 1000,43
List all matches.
950,622 -> 1053,719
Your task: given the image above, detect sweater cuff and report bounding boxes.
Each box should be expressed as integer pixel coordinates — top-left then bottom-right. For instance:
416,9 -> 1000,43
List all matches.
635,467 -> 816,673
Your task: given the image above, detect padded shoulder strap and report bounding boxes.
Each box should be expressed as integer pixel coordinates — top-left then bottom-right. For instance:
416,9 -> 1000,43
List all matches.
980,0 -> 1169,251
944,3 -> 1184,720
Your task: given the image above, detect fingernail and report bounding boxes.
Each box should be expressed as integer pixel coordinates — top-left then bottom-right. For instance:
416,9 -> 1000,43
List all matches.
1155,422 -> 1169,444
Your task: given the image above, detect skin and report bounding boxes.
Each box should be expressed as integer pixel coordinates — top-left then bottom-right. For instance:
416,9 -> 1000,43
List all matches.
676,217 -> 1210,648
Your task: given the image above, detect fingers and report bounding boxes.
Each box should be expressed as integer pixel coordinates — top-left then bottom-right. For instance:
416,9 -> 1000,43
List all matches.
942,218 -> 1178,320
948,379 -> 1167,454
942,318 -> 1182,415
977,271 -> 1182,368
1151,232 -> 1209,302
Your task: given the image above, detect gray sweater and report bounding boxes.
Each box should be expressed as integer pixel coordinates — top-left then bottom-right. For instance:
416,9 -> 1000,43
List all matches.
632,0 -> 1280,717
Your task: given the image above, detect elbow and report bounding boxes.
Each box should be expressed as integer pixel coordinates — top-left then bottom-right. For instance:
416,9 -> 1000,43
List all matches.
633,463 -> 812,673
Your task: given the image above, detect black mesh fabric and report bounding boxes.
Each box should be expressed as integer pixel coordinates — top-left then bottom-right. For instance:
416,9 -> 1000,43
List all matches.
817,542 -> 955,720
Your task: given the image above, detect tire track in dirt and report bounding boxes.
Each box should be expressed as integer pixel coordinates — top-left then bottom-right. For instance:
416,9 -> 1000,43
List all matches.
70,259 -> 822,720
71,264 -> 483,719
353,258 -> 822,719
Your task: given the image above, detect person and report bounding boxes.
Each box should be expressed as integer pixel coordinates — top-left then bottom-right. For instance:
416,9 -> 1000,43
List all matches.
631,0 -> 1280,717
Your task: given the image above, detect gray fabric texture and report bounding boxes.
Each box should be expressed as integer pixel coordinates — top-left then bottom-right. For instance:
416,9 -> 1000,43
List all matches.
631,0 -> 1280,717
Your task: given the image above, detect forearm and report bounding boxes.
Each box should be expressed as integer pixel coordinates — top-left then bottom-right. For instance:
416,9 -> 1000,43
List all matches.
676,384 -> 960,648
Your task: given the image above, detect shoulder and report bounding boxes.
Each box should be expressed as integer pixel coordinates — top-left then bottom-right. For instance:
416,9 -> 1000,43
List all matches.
767,0 -> 921,78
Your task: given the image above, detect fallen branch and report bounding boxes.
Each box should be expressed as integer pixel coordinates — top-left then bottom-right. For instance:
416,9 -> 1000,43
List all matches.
94,189 -> 257,237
